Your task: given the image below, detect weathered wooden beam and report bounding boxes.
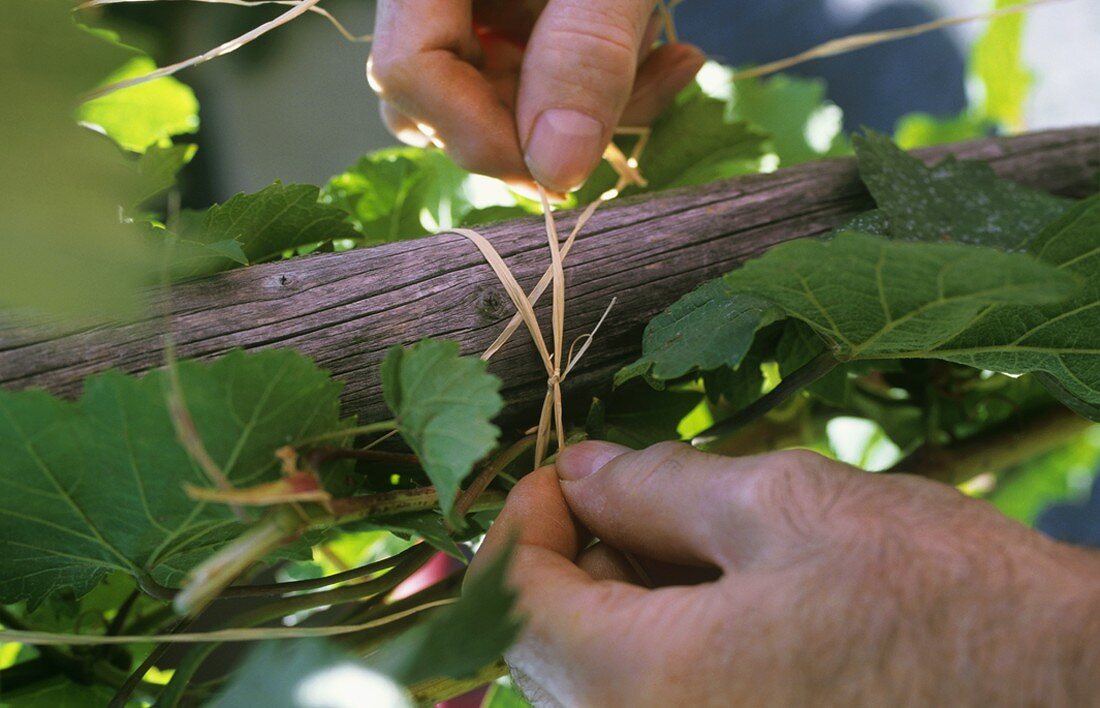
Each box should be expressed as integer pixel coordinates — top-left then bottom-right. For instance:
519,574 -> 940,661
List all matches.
1,127 -> 1097,432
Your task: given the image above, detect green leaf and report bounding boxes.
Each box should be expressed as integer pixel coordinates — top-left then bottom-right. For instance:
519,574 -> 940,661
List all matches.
211,640 -> 412,708
350,513 -> 467,562
0,350 -> 346,608
134,143 -> 197,205
615,280 -> 784,385
893,112 -> 991,150
151,231 -> 248,281
178,182 -> 360,265
382,340 -> 503,523
367,545 -> 520,685
482,680 -> 532,708
0,676 -> 115,707
970,0 -> 1032,131
853,131 -> 1070,251
79,54 -> 199,153
728,72 -> 847,166
646,91 -> 770,190
0,1 -> 155,318
723,231 -> 1076,360
577,84 -> 770,202
323,148 -> 532,243
925,196 -> 1100,418
587,384 -> 704,449
986,429 -> 1100,525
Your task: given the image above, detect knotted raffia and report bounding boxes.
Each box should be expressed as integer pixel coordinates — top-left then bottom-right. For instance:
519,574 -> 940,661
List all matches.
453,136 -> 645,466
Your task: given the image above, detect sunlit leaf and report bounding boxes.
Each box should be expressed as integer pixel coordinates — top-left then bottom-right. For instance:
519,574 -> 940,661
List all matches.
971,0 -> 1032,131
577,84 -> 770,202
79,54 -> 199,154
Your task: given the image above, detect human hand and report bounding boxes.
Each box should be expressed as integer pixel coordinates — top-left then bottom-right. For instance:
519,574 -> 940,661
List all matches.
368,0 -> 705,193
473,442 -> 1100,706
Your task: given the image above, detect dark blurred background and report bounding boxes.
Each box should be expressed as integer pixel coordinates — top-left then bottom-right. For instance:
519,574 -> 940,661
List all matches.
101,0 -> 1099,206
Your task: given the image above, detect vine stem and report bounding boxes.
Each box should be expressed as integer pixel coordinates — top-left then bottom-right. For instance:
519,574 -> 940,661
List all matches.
218,543 -> 423,599
294,420 -> 397,446
693,351 -> 839,447
108,618 -> 191,708
888,406 -> 1094,485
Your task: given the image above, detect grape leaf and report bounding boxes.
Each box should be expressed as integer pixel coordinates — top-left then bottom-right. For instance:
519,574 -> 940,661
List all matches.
722,231 -> 1076,359
893,112 -> 991,150
482,681 -> 532,708
971,0 -> 1032,131
0,1 -> 155,318
0,350 -> 346,608
382,340 -> 503,523
643,89 -> 772,190
211,640 -> 412,708
0,676 -> 115,707
322,148 -> 532,243
853,131 -> 1070,251
367,546 -> 520,685
620,231 -> 1074,393
586,384 -> 704,449
577,85 -> 770,202
728,73 -> 847,166
151,182 -> 360,279
78,53 -> 199,154
615,280 -> 784,386
181,182 -> 359,263
925,195 -> 1100,418
134,143 -> 197,206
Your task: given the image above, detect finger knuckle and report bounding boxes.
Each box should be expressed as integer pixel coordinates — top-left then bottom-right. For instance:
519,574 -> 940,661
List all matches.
366,51 -> 411,98
626,441 -> 691,483
537,8 -> 641,82
744,450 -> 847,535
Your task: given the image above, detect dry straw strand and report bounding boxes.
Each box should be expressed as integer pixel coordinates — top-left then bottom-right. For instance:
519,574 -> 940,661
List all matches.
730,0 -> 1066,82
83,0 -> 325,100
77,0 -> 370,43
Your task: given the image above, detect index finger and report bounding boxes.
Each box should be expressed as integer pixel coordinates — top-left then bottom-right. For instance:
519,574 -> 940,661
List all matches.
369,0 -> 530,181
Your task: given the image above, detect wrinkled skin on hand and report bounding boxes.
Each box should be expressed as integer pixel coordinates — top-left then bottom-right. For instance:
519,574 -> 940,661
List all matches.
368,0 -> 704,193
472,442 -> 1100,707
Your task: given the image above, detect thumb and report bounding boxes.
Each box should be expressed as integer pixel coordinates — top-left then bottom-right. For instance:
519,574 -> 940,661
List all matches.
556,441 -> 830,570
516,0 -> 656,192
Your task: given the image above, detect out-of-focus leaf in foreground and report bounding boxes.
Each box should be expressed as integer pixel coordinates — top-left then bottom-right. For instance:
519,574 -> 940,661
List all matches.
212,640 -> 413,708
367,546 -> 520,685
0,350 -> 345,608
0,0 -> 155,319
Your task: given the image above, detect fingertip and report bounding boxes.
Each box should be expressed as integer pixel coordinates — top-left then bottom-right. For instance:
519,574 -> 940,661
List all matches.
523,108 -> 608,193
556,441 -> 631,482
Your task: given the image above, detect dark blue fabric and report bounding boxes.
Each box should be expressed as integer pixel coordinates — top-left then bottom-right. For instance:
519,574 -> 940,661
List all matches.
1037,479 -> 1100,549
674,1 -> 968,133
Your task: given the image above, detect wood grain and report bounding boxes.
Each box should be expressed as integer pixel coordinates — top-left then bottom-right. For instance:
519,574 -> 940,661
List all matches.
2,127 -> 1097,431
